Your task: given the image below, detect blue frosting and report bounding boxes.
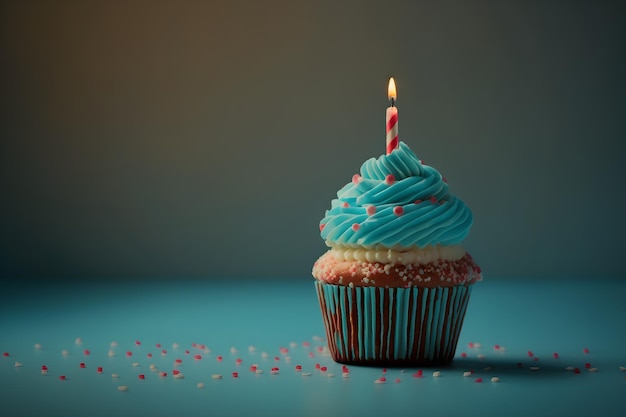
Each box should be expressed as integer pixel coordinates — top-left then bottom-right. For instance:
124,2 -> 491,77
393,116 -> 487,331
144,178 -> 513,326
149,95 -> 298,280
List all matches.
320,142 -> 473,248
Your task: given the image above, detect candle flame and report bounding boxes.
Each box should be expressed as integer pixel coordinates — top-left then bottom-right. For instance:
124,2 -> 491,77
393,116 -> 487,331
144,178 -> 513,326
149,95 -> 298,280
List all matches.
387,77 -> 397,101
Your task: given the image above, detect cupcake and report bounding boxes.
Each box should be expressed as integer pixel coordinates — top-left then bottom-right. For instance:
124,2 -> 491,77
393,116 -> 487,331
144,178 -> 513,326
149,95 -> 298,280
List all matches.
312,141 -> 482,366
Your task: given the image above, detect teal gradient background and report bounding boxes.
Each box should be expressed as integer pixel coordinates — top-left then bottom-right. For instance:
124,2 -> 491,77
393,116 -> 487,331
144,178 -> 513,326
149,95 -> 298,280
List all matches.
1,0 -> 625,280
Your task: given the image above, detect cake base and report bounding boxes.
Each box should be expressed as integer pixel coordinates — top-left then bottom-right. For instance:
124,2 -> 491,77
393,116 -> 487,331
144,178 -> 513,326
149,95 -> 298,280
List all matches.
315,281 -> 473,366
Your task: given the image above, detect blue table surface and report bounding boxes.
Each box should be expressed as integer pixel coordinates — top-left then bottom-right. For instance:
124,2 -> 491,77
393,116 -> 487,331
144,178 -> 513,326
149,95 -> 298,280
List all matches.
1,278 -> 625,417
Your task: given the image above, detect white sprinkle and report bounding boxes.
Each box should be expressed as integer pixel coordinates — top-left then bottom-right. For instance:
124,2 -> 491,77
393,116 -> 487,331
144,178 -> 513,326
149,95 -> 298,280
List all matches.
173,373 -> 185,379
491,377 -> 500,382
230,347 -> 238,354
108,350 -> 115,357
588,367 -> 598,372
110,341 -> 118,347
302,372 -> 312,376
432,371 -> 441,377
41,370 -> 48,375
112,373 -> 120,378
565,366 -> 575,371
255,369 -> 264,374
342,372 -> 350,378
149,364 -> 157,371
211,374 -> 223,379
374,378 -> 386,384
197,383 -> 205,389
463,371 -> 472,377
289,342 -> 297,348
326,373 -> 335,378
34,343 -> 42,350
172,343 -> 179,349
14,362 -> 23,367
61,350 -> 69,357
619,366 -> 626,372
132,362 -> 140,367
261,352 -> 269,359
473,343 -> 481,348
75,337 -> 83,345
483,367 -> 492,371
248,345 -> 257,352
117,386 -> 128,392
529,366 -> 540,371
477,354 -> 486,360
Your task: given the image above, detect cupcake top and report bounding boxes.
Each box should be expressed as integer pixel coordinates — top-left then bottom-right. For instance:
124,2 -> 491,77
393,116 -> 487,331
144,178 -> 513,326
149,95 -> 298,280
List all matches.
319,141 -> 473,249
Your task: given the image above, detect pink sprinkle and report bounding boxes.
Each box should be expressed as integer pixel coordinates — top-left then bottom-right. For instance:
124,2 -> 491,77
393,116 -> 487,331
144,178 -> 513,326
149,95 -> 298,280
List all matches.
279,347 -> 289,354
460,352 -> 467,358
468,342 -> 474,349
161,349 -> 167,355
395,378 -> 401,383
274,356 -> 280,362
185,350 -> 190,355
385,174 -> 395,184
366,205 -> 376,216
320,366 -> 327,372
83,350 -> 90,356
194,354 -> 202,360
232,372 -> 239,378
159,371 -> 167,377
272,367 -> 279,372
135,341 -> 141,346
235,358 -> 243,365
249,365 -> 257,372
191,343 -> 197,348
41,365 -> 48,371
126,351 -> 132,357
429,196 -> 437,204
553,352 -> 559,359
175,359 -> 183,364
585,363 -> 591,369
308,352 -> 314,358
316,346 -> 324,352
59,375 -> 67,381
217,355 -> 223,362
352,174 -> 361,184
173,369 -> 181,375
414,199 -> 422,204
2,352 -> 9,357
342,202 -> 349,208
583,348 -> 590,354
156,343 -> 161,348
475,378 -> 483,383
443,177 -> 447,183
319,224 -> 325,232
527,351 -> 534,357
378,377 -> 387,382
393,206 -> 404,216
147,353 -> 153,358
138,374 -> 145,379
382,368 -> 387,374
315,363 -> 321,369
302,341 -> 310,347
97,367 -> 103,373
295,365 -> 302,371
351,223 -> 360,232
574,368 -> 581,374
79,362 -> 86,368
412,370 -> 423,378
494,345 -> 500,350
534,357 -> 539,362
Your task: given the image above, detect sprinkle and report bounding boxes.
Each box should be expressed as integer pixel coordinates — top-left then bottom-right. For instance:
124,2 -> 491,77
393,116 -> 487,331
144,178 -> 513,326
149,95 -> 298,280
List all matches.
573,368 -> 581,374
319,224 -> 326,232
249,345 -> 257,352
197,383 -> 205,389
493,345 -> 500,350
175,359 -> 183,365
583,348 -> 590,354
320,366 -> 327,372
108,350 -> 115,357
468,342 -> 474,349
584,363 -> 591,369
588,367 -> 598,372
132,362 -> 140,367
491,377 -> 500,382
460,352 -> 467,358
553,352 -> 559,359
463,371 -> 472,377
327,373 -> 335,378
529,366 -> 540,371
295,365 -> 302,371
112,373 -> 120,378
159,371 -> 168,378
474,378 -> 483,383
565,366 -> 575,371
14,362 -> 23,367
385,174 -> 395,185
366,205 -> 376,215
302,372 -> 312,377
135,340 -> 141,346
395,378 -> 401,383
351,223 -> 360,232
80,362 -> 86,369
97,367 -> 103,373
429,196 -> 437,204
75,338 -> 83,345
34,343 -> 42,350
342,202 -> 349,208
232,372 -> 239,378
172,369 -> 181,375
62,350 -> 69,357
117,386 -> 128,392
110,341 -> 118,347
432,371 -> 441,378
173,372 -> 184,379
274,356 -> 280,361
342,372 -> 350,378
58,375 -> 67,381
156,343 -> 161,348
477,354 -> 486,360
271,367 -> 279,375
126,351 -> 132,357
412,370 -> 423,378
619,366 -> 626,371
261,352 -> 269,359
382,368 -> 387,374
393,206 -> 404,216
138,374 -> 145,379
414,199 -> 422,204
352,174 -> 361,184
83,350 -> 90,356
374,377 -> 386,384
194,354 -> 202,360
527,351 -> 534,357
216,355 -> 223,362
235,358 -> 243,365
172,343 -> 179,349
149,364 -> 158,370
255,369 -> 264,374
250,365 -> 257,372
161,350 -> 167,356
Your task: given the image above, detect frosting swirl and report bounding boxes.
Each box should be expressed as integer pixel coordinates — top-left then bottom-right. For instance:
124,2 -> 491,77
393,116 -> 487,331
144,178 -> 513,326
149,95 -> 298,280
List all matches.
319,142 -> 473,249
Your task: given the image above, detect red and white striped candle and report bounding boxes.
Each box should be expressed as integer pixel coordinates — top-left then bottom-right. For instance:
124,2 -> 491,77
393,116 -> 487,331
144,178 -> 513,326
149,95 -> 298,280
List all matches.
386,77 -> 399,154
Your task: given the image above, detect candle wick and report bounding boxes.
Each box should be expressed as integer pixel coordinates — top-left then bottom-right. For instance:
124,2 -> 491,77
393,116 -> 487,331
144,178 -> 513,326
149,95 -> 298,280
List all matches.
390,97 -> 395,107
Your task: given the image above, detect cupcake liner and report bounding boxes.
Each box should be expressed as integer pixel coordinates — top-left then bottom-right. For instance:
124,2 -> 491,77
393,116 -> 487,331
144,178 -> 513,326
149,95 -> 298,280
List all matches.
315,282 -> 473,365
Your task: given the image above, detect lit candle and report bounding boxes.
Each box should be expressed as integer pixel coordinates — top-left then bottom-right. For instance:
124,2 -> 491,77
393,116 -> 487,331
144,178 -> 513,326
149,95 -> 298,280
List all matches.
386,77 -> 399,154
